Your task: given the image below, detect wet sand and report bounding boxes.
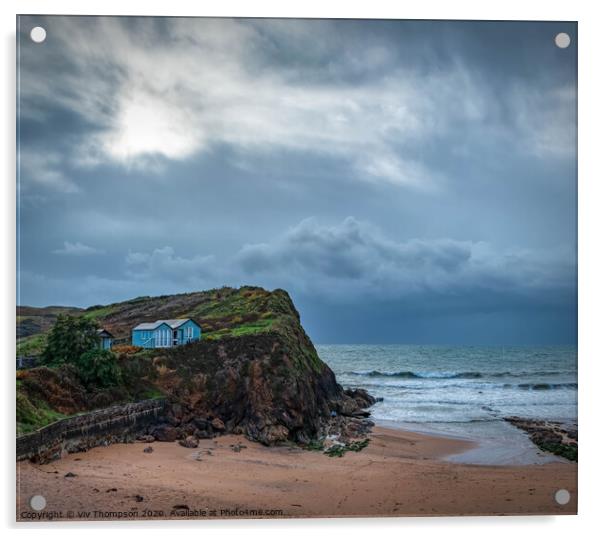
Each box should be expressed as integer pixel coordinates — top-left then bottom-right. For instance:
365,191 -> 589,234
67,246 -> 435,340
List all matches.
16,426 -> 577,520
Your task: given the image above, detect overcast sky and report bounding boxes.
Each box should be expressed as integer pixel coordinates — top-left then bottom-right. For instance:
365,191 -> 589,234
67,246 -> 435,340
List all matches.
17,16 -> 577,344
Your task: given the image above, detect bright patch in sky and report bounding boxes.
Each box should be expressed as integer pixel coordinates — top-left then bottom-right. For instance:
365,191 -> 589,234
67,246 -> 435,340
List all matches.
17,17 -> 577,343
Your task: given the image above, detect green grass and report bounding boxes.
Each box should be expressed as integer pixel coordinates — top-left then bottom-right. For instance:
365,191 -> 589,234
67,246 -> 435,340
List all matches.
203,317 -> 275,340
16,391 -> 67,436
139,387 -> 165,400
185,287 -> 301,341
16,333 -> 47,356
82,305 -> 116,321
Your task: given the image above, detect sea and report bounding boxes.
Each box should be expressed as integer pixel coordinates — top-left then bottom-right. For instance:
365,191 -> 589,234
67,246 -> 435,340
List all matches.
317,344 -> 577,465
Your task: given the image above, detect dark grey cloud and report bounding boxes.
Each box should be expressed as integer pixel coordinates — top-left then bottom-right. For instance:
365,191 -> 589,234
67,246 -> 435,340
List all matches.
236,217 -> 575,305
17,16 -> 577,343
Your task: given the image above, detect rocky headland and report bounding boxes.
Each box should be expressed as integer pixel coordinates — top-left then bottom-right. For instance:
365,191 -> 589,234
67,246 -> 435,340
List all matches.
17,287 -> 377,460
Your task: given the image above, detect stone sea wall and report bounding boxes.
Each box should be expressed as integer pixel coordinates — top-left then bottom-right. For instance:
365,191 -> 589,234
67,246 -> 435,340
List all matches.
16,398 -> 167,463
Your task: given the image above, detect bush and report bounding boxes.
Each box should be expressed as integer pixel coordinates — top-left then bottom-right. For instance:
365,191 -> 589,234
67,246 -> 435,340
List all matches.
42,315 -> 100,366
76,349 -> 122,389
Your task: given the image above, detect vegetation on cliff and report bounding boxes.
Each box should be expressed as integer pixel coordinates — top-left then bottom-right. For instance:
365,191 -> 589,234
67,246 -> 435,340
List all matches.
18,286 -> 311,352
16,287 -> 375,445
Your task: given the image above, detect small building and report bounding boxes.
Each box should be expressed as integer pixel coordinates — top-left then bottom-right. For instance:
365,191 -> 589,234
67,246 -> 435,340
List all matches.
131,319 -> 201,349
96,328 -> 114,350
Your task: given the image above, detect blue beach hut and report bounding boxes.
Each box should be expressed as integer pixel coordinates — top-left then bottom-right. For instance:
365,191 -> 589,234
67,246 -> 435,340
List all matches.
96,328 -> 114,350
131,319 -> 202,348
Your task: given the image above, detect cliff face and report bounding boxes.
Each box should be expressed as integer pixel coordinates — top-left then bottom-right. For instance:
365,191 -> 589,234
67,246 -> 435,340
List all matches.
157,335 -> 345,444
17,287 -> 375,446
152,290 -> 373,445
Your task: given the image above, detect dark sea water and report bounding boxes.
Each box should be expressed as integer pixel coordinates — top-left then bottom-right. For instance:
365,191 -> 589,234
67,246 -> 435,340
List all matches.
317,344 -> 577,465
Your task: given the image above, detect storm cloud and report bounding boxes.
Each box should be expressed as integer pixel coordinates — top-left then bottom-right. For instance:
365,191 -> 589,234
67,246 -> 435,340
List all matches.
236,217 -> 574,301
17,17 -> 577,343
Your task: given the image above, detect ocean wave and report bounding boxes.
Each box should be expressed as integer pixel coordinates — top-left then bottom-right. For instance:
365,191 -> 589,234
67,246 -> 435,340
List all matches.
344,380 -> 578,392
346,369 -> 573,380
490,370 -> 572,378
348,370 -> 483,379
516,382 -> 578,390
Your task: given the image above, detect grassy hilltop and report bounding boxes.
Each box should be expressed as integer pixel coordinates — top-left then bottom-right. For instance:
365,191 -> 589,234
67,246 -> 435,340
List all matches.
17,286 -> 300,356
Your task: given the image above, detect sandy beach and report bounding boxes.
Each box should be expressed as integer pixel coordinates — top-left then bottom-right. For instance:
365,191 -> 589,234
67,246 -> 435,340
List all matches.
16,426 -> 577,520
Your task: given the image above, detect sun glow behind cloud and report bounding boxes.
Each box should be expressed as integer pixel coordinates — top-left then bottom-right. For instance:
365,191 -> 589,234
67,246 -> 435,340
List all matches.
19,17 -> 576,190
99,92 -> 204,165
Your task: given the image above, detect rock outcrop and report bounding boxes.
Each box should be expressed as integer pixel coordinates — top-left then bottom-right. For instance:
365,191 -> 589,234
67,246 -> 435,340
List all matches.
149,290 -> 374,446
152,338 -> 372,445
504,416 -> 577,461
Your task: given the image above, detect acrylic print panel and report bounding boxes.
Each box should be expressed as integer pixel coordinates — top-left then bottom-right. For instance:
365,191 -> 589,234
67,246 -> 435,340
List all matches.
16,16 -> 577,521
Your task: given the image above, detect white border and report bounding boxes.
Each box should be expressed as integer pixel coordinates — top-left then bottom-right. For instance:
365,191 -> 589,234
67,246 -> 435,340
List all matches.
2,1 -> 601,535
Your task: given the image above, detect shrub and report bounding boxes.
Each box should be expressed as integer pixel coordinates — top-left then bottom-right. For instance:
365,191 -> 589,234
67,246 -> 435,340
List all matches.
41,315 -> 100,366
75,349 -> 122,389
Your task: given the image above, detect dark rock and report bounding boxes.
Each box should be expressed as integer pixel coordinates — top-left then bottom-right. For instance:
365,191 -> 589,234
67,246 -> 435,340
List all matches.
337,398 -> 361,417
170,403 -> 184,420
504,417 -> 578,461
182,423 -> 197,436
135,495 -> 144,502
166,415 -> 181,427
295,430 -> 311,445
178,435 -> 199,448
210,417 -> 225,431
64,472 -> 77,478
137,435 -> 155,443
261,424 -> 289,445
143,446 -> 154,453
344,388 -> 377,408
194,429 -> 214,439
192,417 -> 209,431
151,424 -> 178,442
